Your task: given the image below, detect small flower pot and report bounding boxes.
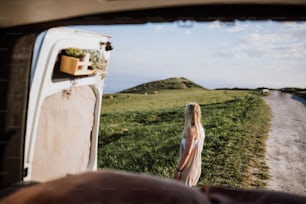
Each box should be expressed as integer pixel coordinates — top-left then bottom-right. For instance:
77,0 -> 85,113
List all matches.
60,55 -> 94,76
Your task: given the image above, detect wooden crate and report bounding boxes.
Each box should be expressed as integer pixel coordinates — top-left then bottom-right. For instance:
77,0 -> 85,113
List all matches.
60,55 -> 94,76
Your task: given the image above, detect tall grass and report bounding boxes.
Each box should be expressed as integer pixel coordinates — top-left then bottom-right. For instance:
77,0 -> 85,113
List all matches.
98,89 -> 271,188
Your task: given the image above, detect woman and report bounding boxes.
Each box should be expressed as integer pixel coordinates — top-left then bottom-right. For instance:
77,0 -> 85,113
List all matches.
173,102 -> 205,187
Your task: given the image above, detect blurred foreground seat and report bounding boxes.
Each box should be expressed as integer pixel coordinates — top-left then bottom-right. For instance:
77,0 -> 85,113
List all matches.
0,170 -> 305,204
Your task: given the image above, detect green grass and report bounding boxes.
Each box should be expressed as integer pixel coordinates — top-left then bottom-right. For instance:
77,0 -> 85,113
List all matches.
101,89 -> 250,113
98,89 -> 271,189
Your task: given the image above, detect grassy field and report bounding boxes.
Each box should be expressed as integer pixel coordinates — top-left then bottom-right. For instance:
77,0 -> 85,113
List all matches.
98,88 -> 271,188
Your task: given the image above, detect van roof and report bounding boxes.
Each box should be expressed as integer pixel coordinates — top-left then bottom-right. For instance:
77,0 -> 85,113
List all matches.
1,0 -> 306,28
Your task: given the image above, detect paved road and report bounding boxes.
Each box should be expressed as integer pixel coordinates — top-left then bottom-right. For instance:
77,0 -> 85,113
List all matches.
263,91 -> 306,196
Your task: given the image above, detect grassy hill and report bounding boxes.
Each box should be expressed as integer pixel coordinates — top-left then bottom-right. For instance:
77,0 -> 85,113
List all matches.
119,77 -> 206,94
99,88 -> 272,189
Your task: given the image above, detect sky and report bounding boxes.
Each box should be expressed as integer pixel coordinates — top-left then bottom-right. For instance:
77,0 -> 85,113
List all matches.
74,20 -> 306,93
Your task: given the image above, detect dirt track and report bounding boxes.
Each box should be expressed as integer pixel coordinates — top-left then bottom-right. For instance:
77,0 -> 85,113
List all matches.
263,91 -> 306,196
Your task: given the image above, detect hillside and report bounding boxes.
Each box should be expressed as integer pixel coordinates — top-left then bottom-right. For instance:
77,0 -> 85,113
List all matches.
119,77 -> 206,94
100,89 -> 271,188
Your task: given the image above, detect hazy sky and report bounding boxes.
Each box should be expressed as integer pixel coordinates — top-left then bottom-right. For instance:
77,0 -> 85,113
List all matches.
75,20 -> 306,93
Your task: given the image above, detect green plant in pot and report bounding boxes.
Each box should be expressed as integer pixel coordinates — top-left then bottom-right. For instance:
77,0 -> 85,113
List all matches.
88,50 -> 108,74
64,48 -> 86,59
61,48 -> 107,76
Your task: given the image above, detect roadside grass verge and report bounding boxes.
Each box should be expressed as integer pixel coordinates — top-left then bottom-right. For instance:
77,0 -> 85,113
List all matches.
98,89 -> 271,188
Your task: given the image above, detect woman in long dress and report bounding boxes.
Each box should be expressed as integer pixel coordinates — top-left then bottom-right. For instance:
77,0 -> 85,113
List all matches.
173,102 -> 205,187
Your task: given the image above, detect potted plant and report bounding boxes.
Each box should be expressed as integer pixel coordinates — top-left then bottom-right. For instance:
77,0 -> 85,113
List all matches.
64,48 -> 86,59
60,48 -> 94,76
88,50 -> 108,77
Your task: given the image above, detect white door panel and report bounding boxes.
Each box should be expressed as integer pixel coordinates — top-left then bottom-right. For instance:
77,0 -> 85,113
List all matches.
24,27 -> 111,181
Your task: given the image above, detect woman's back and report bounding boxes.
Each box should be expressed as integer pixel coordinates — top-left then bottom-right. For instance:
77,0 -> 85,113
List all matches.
179,126 -> 205,187
173,102 -> 205,187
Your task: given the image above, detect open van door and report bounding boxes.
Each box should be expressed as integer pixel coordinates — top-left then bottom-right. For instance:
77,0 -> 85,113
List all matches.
22,27 -> 112,182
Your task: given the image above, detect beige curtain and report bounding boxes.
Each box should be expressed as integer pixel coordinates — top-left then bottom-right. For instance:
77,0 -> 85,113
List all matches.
31,85 -> 96,182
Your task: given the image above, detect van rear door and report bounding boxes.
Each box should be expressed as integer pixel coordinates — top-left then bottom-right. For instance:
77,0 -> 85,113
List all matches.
23,27 -> 112,182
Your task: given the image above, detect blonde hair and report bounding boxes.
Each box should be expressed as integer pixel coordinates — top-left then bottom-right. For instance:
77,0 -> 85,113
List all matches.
182,103 -> 202,139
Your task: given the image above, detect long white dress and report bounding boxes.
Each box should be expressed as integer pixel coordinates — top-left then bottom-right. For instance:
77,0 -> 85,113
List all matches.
178,126 -> 205,187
